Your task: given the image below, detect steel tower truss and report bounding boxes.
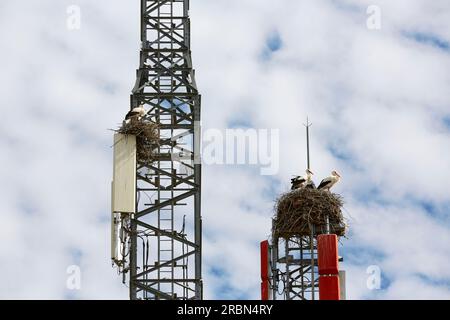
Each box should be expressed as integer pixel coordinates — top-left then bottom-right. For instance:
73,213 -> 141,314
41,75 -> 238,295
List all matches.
271,226 -> 343,300
128,0 -> 202,300
271,232 -> 319,300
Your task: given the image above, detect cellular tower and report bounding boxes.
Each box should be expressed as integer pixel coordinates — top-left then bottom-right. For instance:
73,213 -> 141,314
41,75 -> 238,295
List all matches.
261,121 -> 346,300
111,0 -> 202,300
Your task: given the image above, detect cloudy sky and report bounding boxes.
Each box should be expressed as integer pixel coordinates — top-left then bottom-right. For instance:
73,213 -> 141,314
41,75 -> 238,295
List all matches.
0,0 -> 449,299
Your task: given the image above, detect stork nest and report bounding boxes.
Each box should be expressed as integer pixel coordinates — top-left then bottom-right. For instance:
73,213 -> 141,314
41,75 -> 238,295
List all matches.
273,188 -> 347,239
115,120 -> 159,164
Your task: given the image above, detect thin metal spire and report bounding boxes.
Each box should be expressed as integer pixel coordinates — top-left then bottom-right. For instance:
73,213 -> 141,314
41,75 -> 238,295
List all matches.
303,117 -> 312,170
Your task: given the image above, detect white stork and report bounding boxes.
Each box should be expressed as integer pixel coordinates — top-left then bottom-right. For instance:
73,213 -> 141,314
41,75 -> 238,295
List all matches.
125,104 -> 147,121
304,168 -> 316,189
291,169 -> 315,190
291,175 -> 306,190
317,170 -> 341,192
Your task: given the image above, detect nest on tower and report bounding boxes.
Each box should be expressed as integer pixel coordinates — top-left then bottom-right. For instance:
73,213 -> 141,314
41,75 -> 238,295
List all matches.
116,119 -> 160,164
273,188 -> 347,239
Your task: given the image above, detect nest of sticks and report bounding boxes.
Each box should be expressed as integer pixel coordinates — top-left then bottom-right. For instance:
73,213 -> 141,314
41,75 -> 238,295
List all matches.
273,188 -> 347,239
116,120 -> 159,164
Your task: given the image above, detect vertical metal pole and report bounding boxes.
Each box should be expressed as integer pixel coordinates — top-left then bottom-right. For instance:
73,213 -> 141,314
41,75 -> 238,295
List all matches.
325,215 -> 330,234
339,270 -> 346,300
285,239 -> 290,300
194,167 -> 202,299
184,0 -> 190,48
300,239 -> 304,299
304,117 -> 311,170
310,226 -> 315,300
271,238 -> 278,300
194,97 -> 202,300
128,0 -> 146,300
140,0 -> 146,42
130,218 -> 137,300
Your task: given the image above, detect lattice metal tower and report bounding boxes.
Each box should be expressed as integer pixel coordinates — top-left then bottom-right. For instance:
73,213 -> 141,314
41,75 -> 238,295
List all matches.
270,228 -> 319,300
273,120 -> 318,300
120,0 -> 202,300
267,121 -> 343,300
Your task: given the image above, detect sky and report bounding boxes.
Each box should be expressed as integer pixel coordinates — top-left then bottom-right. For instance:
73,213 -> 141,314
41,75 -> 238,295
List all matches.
0,0 -> 449,300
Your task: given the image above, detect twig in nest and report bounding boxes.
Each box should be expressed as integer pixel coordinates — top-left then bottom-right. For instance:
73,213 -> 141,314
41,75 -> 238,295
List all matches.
273,188 -> 347,238
114,120 -> 160,164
